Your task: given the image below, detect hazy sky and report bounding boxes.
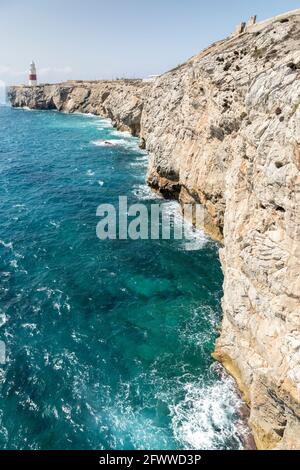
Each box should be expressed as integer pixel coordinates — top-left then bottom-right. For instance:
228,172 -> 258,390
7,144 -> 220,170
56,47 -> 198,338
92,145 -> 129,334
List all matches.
1,0 -> 299,85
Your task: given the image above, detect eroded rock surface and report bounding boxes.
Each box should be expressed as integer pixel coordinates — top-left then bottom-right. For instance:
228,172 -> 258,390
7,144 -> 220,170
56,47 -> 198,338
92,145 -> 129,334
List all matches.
8,80 -> 150,136
141,11 -> 300,449
8,9 -> 300,449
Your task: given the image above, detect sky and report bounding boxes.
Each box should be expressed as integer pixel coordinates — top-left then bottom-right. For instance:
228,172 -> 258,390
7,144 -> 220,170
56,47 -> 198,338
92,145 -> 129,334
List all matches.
0,0 -> 300,86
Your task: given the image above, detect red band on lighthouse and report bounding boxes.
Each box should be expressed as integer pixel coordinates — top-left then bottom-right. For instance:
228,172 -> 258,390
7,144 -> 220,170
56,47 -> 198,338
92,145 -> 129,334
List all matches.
29,74 -> 37,80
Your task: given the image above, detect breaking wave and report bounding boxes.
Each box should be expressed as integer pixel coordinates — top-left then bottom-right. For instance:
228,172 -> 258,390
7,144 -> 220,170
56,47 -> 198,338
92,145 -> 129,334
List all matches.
132,183 -> 162,200
91,138 -> 144,153
171,366 -> 251,450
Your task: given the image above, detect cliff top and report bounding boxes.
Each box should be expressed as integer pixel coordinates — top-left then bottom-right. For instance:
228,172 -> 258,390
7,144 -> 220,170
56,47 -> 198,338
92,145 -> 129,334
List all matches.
12,79 -> 146,90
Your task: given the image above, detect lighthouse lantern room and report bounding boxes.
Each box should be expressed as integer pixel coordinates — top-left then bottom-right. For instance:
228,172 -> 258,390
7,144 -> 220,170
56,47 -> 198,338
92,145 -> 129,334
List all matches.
29,61 -> 37,86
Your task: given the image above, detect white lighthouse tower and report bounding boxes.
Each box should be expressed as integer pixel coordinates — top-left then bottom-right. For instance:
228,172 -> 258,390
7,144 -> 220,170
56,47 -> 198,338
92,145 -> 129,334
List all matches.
29,61 -> 37,86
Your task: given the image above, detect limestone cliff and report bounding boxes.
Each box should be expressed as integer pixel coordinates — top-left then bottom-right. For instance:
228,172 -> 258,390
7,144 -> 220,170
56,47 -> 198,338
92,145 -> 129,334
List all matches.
141,10 -> 300,449
8,80 -> 150,136
8,9 -> 300,450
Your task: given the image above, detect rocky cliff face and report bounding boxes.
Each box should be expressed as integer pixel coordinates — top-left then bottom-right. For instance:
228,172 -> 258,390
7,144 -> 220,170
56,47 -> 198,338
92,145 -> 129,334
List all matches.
8,9 -> 300,450
8,80 -> 150,136
141,11 -> 300,450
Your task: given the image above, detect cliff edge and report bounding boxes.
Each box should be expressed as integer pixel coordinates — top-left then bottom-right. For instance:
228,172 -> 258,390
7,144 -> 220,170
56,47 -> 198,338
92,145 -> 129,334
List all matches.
8,9 -> 300,450
141,10 -> 300,449
8,80 -> 150,137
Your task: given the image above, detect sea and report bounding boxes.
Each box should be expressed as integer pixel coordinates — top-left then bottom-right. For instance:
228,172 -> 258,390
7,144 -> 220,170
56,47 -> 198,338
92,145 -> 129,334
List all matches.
0,104 -> 249,450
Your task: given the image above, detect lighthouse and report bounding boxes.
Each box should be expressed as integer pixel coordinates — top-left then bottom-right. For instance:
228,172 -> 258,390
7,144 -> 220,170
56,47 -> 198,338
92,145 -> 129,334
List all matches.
29,61 -> 37,86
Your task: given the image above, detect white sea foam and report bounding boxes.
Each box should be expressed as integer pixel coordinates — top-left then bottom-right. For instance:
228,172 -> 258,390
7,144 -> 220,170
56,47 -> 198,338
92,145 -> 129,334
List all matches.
136,155 -> 148,162
98,180 -> 104,187
91,138 -> 145,154
21,397 -> 39,412
0,311 -> 8,328
0,240 -> 13,250
182,227 -> 208,251
129,191 -> 208,249
20,106 -> 41,113
161,200 -> 208,250
22,323 -> 37,332
50,221 -> 60,228
111,129 -> 131,138
9,260 -> 18,269
37,286 -> 50,295
99,390 -> 172,449
91,138 -> 126,147
53,302 -> 61,314
95,358 -> 249,450
37,286 -> 61,298
180,305 -> 219,353
91,139 -> 116,147
130,154 -> 148,168
95,118 -> 113,129
73,112 -> 97,118
132,183 -> 161,200
170,366 -> 250,450
37,287 -> 71,315
86,169 -> 95,176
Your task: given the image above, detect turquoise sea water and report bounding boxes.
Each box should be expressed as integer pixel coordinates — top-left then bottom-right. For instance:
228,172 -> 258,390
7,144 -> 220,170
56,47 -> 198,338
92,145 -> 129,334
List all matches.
0,105 -> 247,450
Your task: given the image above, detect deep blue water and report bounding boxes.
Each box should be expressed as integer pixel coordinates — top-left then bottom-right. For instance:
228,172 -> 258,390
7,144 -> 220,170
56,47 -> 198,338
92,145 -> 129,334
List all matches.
0,105 -> 246,450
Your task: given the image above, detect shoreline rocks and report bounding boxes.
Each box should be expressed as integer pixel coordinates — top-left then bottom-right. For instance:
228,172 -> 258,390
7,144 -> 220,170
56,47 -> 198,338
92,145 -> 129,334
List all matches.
8,8 -> 300,450
8,80 -> 150,137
